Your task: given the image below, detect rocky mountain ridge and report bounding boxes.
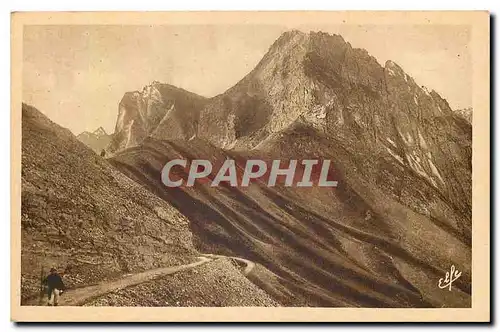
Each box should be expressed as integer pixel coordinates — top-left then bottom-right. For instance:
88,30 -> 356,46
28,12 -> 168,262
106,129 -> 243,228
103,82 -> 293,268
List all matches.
21,103 -> 198,303
22,103 -> 279,306
455,107 -> 473,123
77,126 -> 113,154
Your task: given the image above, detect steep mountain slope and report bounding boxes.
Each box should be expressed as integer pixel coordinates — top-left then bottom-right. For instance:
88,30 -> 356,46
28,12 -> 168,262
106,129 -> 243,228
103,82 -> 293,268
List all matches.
106,82 -> 208,155
110,133 -> 470,308
109,30 -> 471,308
20,103 -> 197,303
77,126 -> 112,154
22,103 -> 281,308
198,30 -> 471,242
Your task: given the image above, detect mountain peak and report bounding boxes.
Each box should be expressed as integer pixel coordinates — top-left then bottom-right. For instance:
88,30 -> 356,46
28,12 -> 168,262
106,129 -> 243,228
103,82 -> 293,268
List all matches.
385,60 -> 406,77
93,126 -> 107,137
262,29 -> 310,59
455,107 -> 473,123
269,30 -> 350,53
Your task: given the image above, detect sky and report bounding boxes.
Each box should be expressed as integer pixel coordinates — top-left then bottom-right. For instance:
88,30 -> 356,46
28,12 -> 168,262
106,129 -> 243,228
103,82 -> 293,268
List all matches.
23,24 -> 471,135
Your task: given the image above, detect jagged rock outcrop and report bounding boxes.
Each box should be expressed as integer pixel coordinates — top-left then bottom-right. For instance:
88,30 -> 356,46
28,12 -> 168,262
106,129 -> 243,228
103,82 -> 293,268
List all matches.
195,30 -> 472,240
106,82 -> 208,155
77,126 -> 112,154
455,107 -> 472,123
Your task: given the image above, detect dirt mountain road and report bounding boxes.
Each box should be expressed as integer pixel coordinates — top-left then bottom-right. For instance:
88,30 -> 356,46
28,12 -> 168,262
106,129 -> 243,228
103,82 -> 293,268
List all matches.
27,256 -> 212,306
27,253 -> 258,307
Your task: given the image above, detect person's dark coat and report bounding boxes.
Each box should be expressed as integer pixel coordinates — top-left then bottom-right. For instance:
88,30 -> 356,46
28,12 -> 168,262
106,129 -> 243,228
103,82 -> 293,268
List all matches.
43,273 -> 65,297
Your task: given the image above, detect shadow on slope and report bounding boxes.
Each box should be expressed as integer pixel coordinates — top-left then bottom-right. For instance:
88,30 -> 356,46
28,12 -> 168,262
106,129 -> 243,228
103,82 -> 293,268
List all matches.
109,126 -> 471,308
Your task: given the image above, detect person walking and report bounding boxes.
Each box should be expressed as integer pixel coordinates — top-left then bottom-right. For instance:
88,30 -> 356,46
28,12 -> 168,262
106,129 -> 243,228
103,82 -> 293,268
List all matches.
43,267 -> 65,306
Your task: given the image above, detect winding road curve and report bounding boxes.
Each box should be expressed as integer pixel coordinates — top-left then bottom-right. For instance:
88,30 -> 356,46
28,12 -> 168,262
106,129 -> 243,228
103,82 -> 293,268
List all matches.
201,253 -> 255,276
27,253 -> 256,306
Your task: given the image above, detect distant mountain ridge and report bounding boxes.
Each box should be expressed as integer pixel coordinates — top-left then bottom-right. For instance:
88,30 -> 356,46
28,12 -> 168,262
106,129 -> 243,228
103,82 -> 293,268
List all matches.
93,126 -> 108,137
77,126 -> 112,154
